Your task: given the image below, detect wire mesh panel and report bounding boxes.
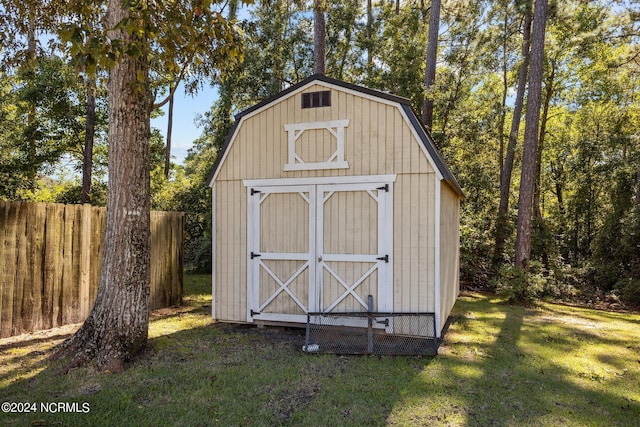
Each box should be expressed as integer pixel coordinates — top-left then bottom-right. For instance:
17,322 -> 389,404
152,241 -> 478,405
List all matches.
303,312 -> 438,356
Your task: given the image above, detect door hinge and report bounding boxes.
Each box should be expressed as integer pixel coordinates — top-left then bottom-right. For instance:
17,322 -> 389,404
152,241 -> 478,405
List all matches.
250,251 -> 261,259
376,254 -> 389,263
376,184 -> 389,192
251,188 -> 261,195
251,309 -> 260,317
375,318 -> 390,327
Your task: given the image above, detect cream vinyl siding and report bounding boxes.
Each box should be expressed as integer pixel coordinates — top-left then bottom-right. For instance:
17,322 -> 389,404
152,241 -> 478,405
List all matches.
214,179 -> 247,322
439,182 -> 461,327
393,172 -> 437,314
214,83 -> 442,323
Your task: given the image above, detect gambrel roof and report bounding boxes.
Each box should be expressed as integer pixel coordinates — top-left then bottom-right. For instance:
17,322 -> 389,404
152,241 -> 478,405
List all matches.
207,74 -> 463,197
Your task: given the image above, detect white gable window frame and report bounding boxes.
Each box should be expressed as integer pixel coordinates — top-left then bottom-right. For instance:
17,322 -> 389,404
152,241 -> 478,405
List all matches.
283,119 -> 350,171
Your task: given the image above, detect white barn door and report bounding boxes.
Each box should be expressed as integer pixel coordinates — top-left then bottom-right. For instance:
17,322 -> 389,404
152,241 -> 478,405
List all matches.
247,179 -> 393,324
247,185 -> 315,323
316,183 -> 392,315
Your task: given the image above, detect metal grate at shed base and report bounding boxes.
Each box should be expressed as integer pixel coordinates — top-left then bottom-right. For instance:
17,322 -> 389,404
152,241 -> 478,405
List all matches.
303,312 -> 438,356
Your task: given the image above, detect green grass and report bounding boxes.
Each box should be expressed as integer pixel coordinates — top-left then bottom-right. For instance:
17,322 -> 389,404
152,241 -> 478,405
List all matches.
1,276 -> 639,426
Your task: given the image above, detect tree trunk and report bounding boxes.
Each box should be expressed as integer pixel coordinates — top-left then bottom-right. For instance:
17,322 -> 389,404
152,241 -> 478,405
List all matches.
164,86 -> 174,179
637,156 -> 640,207
533,59 -> 555,221
422,0 -> 441,131
493,9 -> 532,267
514,0 -> 547,271
552,161 -> 568,259
366,0 -> 373,77
57,0 -> 152,372
498,9 -> 509,183
26,6 -> 37,188
313,0 -> 326,75
82,78 -> 96,203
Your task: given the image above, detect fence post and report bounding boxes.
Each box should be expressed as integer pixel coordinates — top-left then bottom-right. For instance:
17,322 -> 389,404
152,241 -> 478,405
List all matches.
80,204 -> 92,318
0,202 -> 18,338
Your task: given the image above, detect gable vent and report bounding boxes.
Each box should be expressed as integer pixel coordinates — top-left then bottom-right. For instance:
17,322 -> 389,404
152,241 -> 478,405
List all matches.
302,91 -> 331,108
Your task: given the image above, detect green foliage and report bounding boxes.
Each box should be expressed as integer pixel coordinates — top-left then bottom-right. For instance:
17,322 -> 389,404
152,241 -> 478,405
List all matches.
0,56 -> 86,199
365,2 -> 427,110
325,0 -> 364,81
495,263 -> 544,305
58,0 -> 249,86
619,278 -> 640,306
55,181 -> 108,206
150,133 -> 217,272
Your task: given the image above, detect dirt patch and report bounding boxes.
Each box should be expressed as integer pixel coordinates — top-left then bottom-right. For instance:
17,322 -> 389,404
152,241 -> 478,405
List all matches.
225,324 -> 306,344
150,303 -> 208,319
268,383 -> 321,423
0,323 -> 79,352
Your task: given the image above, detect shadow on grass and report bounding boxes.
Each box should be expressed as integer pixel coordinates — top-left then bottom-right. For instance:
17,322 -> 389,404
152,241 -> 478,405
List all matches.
1,294 -> 639,426
0,333 -> 73,353
388,297 -> 640,426
0,332 -> 73,389
540,303 -> 640,325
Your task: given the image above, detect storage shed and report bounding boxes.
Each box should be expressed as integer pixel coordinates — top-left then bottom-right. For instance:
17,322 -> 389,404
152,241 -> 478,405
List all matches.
207,75 -> 463,351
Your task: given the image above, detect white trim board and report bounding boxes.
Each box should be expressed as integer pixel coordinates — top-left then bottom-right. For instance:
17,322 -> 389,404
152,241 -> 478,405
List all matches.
211,185 -> 217,319
244,174 -> 397,188
283,119 -> 351,171
434,179 -> 442,337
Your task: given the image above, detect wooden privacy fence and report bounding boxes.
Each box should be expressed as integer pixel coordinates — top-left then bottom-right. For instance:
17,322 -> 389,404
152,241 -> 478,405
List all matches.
0,201 -> 183,338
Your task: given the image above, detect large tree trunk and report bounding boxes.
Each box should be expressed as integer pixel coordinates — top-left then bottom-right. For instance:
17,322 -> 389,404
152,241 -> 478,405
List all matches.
514,0 -> 548,271
422,0 -> 441,130
57,0 -> 152,372
82,78 -> 96,203
313,0 -> 326,75
493,9 -> 532,267
637,154 -> 640,206
533,59 -> 555,221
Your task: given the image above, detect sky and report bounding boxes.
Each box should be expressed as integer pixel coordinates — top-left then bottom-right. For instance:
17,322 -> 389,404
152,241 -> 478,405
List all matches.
150,84 -> 219,165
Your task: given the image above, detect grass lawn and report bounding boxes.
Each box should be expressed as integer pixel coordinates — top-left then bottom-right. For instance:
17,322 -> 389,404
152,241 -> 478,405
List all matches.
1,274 -> 639,426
